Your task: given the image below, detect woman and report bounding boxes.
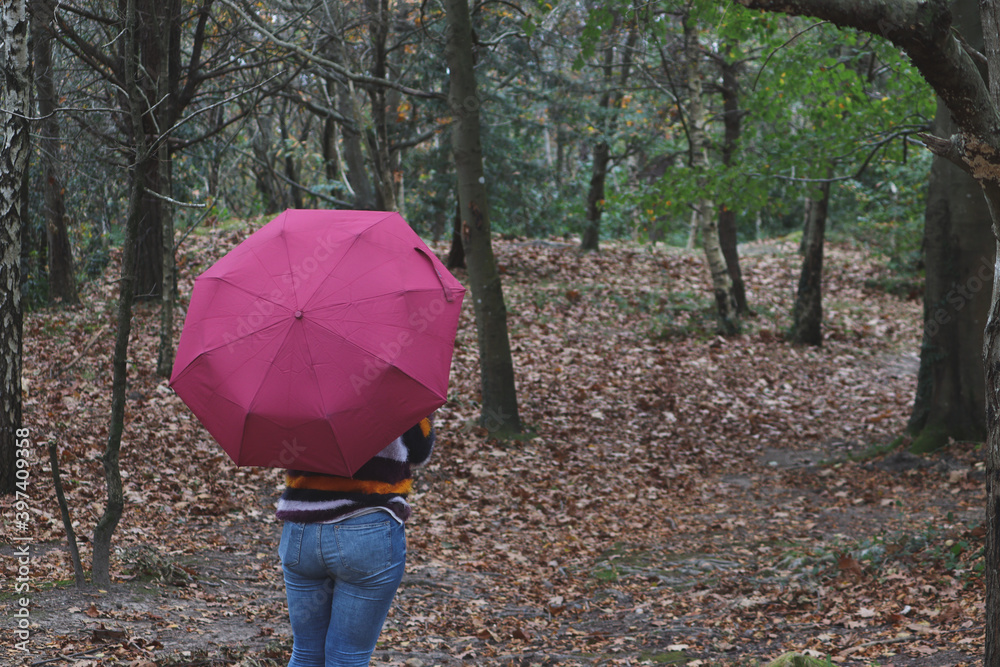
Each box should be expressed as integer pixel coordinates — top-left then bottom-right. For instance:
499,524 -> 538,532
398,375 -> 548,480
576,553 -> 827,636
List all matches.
275,417 -> 435,667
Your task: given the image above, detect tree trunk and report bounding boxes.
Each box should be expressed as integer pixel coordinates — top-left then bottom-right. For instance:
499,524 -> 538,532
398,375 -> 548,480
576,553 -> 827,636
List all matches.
977,2 -> 1000,658
280,110 -> 305,209
443,0 -> 522,436
686,207 -> 698,250
909,107 -> 992,451
447,196 -> 466,270
93,0 -> 145,587
987,271 -> 1000,664
252,115 -> 282,214
581,139 -> 610,251
907,0 -> 991,453
0,0 -> 29,496
580,9 -> 637,252
717,207 -> 747,313
700,199 -> 739,334
156,126 -> 175,375
32,0 -> 77,305
322,113 -> 340,183
683,15 -> 739,334
791,179 -> 832,346
364,0 -> 397,212
130,0 -> 169,300
340,82 -> 377,209
718,57 -> 748,315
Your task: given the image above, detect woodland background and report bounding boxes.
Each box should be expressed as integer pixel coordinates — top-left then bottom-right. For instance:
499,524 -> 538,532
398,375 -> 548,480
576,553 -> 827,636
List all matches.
0,0 -> 993,665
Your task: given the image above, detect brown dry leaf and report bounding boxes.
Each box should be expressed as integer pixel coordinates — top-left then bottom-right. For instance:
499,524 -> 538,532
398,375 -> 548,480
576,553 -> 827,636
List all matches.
16,237 -> 984,666
837,553 -> 865,580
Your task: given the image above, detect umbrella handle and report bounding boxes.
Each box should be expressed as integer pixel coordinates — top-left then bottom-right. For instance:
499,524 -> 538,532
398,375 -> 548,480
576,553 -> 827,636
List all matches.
415,246 -> 454,302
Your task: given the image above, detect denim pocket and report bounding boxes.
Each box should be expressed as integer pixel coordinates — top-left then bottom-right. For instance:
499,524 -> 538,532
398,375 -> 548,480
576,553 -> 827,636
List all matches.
333,518 -> 394,575
279,521 -> 303,569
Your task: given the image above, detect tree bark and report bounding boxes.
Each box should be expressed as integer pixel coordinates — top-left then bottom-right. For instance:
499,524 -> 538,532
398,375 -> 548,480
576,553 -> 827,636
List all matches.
130,0 -> 169,300
32,0 -> 77,305
791,179 -> 832,346
447,196 -> 466,270
581,139 -> 611,251
975,5 -> 1000,661
156,41 -> 176,378
0,0 -> 28,496
444,0 -> 522,436
907,1 -> 992,453
322,112 -> 340,183
340,82 -> 377,209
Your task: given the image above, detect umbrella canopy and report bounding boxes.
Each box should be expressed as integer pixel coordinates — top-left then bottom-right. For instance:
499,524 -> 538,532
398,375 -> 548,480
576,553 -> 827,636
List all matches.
169,209 -> 465,477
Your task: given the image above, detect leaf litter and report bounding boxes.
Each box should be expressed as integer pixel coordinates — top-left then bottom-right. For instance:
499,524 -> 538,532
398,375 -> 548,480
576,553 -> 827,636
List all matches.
1,226 -> 984,666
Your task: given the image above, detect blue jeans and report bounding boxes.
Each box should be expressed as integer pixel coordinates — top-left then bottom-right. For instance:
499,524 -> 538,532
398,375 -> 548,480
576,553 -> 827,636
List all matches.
279,512 -> 406,667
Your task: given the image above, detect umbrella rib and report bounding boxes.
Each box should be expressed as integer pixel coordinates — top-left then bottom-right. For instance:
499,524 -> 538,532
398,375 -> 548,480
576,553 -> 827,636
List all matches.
278,213 -> 301,311
201,275 -> 292,318
306,287 -> 456,325
299,232 -> 369,311
244,316 -> 305,418
301,212 -> 407,311
296,320 -> 355,475
304,317 -> 448,400
184,317 -> 291,360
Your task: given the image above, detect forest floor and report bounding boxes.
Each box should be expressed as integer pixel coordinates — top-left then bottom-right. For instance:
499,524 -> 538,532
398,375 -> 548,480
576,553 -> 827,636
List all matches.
0,221 -> 986,667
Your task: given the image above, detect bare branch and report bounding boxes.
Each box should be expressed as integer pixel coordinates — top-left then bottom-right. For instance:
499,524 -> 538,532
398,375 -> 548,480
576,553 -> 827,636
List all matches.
142,188 -> 209,209
919,132 -> 972,174
147,73 -> 283,155
218,0 -> 444,100
235,148 -> 354,208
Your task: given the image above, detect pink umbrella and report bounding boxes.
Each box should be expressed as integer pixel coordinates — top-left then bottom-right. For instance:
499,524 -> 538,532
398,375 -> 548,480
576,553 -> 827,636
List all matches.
169,209 -> 465,477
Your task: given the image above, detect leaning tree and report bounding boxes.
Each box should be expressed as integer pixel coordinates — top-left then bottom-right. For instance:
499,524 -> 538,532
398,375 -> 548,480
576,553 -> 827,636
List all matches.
732,0 -> 1000,662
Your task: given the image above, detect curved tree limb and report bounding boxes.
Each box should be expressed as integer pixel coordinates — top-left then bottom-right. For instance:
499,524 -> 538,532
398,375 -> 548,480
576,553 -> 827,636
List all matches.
734,0 -> 1000,149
